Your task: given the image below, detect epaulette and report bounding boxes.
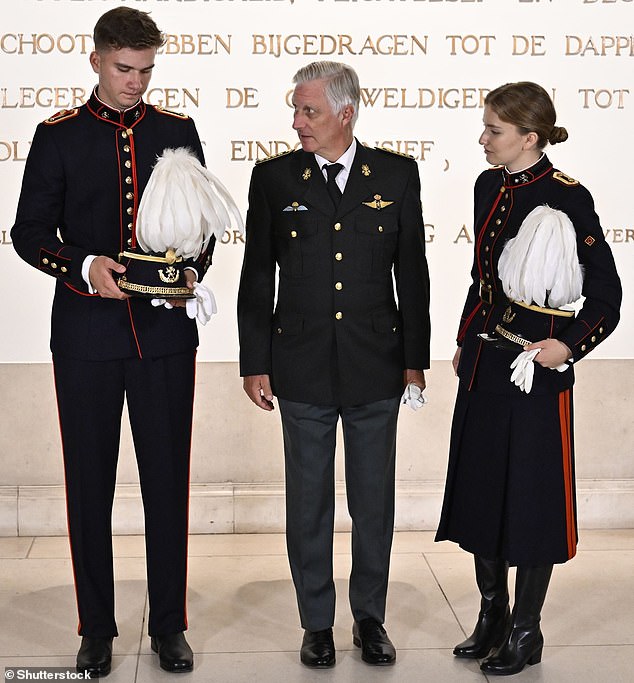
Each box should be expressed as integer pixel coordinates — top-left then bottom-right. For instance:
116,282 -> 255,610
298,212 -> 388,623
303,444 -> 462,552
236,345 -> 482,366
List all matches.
154,105 -> 189,120
255,149 -> 293,165
43,108 -> 79,125
374,146 -> 415,160
552,170 -> 579,186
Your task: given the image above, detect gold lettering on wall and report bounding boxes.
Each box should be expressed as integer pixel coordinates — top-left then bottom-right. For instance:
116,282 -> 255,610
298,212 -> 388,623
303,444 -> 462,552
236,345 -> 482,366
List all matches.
579,88 -> 629,108
0,33 -> 92,54
565,35 -> 634,56
0,141 -> 31,162
145,89 -> 200,109
445,35 -> 495,55
285,87 -> 489,110
226,88 -> 259,108
253,34 -> 428,57
160,34 -> 231,55
1,87 -> 87,109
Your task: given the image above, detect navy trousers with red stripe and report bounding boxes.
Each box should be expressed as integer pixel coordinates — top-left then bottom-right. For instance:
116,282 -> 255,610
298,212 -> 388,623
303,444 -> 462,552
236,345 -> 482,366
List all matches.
53,351 -> 195,638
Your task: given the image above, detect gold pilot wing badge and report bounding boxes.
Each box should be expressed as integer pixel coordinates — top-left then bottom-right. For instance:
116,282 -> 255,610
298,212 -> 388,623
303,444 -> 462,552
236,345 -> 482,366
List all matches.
362,194 -> 394,210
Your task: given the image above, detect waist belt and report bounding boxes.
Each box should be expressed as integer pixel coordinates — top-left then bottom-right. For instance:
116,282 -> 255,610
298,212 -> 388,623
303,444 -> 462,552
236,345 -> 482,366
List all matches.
479,283 -> 509,306
511,300 -> 575,318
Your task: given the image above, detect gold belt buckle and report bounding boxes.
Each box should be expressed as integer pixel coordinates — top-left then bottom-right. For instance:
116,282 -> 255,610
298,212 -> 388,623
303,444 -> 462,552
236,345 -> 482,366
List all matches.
480,284 -> 493,305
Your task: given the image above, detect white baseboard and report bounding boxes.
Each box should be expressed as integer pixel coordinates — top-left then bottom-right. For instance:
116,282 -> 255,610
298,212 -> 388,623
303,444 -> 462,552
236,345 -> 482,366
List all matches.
2,479 -> 633,536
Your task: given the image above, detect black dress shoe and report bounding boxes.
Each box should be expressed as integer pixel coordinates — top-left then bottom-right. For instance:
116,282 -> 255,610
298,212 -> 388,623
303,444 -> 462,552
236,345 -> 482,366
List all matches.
353,618 -> 396,666
300,628 -> 335,668
76,636 -> 113,677
150,632 -> 194,673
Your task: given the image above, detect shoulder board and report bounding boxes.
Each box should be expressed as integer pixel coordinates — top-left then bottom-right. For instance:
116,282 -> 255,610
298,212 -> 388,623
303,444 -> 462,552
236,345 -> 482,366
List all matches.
552,170 -> 579,186
255,149 -> 294,165
374,146 -> 414,160
153,105 -> 189,120
43,108 -> 79,125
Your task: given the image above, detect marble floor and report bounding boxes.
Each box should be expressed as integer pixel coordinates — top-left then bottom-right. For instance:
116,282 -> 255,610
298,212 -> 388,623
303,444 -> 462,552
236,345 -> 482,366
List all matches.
1,530 -> 633,682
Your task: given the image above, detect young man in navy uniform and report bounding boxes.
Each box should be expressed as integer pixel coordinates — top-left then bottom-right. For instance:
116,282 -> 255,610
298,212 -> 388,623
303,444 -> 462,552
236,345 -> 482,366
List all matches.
11,7 -> 213,676
238,61 -> 430,668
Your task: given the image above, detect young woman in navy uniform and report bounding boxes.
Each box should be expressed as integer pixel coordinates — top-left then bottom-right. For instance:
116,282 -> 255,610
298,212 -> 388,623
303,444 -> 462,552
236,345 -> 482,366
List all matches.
435,82 -> 621,675
11,8 -> 214,677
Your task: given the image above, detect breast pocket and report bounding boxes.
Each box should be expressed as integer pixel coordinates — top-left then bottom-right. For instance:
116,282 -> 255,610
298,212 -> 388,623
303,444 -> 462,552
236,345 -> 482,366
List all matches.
354,213 -> 399,278
273,213 -> 319,278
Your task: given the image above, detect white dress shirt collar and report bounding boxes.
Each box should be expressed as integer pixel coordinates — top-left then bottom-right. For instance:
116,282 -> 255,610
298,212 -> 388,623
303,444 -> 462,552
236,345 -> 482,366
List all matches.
314,138 -> 357,193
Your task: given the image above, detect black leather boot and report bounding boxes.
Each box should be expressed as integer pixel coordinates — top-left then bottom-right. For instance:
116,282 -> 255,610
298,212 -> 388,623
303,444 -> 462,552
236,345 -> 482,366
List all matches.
481,564 -> 553,676
454,555 -> 510,659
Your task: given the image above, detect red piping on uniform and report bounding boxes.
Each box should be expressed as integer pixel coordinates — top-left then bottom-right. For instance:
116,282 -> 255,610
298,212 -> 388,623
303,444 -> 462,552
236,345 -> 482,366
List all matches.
127,299 -> 143,359
115,131 -> 124,251
475,188 -> 504,280
488,190 -> 515,296
52,361 -> 83,635
504,165 -> 553,189
467,306 -> 495,391
457,301 -> 482,343
64,283 -> 99,297
55,247 -> 72,259
559,389 -> 577,559
128,131 -> 139,249
183,351 -> 197,630
549,315 -> 555,338
574,317 -> 604,344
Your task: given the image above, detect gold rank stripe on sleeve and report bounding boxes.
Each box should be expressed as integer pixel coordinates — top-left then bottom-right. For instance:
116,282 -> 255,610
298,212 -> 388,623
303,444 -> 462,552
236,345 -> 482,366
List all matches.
153,105 -> 189,120
43,108 -> 79,125
552,171 -> 580,186
255,149 -> 294,165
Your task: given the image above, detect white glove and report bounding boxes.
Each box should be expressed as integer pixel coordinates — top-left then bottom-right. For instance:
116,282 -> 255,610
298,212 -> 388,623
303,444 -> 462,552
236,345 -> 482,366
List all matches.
401,382 -> 427,411
510,348 -> 540,393
150,298 -> 173,309
185,282 -> 217,325
510,349 -> 570,393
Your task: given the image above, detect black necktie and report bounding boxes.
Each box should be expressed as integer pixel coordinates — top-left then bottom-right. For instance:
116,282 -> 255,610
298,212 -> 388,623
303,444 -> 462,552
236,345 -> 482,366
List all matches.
324,163 -> 343,208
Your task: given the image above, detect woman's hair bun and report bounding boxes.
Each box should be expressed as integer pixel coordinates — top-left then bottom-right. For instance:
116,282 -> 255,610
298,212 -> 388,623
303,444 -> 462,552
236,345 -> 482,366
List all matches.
549,126 -> 569,145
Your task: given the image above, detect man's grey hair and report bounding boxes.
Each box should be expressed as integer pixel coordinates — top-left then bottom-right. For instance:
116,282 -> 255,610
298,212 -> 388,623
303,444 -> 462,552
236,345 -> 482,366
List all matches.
293,61 -> 360,128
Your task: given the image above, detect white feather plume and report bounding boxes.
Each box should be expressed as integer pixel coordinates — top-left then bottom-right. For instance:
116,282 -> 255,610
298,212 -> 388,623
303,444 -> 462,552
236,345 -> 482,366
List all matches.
136,147 -> 244,260
498,205 -> 583,309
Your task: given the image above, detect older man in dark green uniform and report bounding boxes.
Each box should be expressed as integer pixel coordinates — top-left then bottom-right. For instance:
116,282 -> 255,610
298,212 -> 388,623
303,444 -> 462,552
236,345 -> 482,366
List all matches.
238,61 -> 431,669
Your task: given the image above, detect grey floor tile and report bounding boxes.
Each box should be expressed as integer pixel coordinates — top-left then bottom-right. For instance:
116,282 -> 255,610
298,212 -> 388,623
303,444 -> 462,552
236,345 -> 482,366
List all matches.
136,649 -> 488,683
0,537 -> 33,559
2,530 -> 634,682
577,528 -> 634,551
0,558 -> 147,657
502,645 -> 634,683
188,532 -> 287,557
28,537 -> 70,559
29,535 -> 147,559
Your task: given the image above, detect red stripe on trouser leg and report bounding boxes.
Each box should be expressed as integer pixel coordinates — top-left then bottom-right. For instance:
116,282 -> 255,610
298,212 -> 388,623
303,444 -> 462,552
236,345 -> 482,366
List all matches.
559,389 -> 576,559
